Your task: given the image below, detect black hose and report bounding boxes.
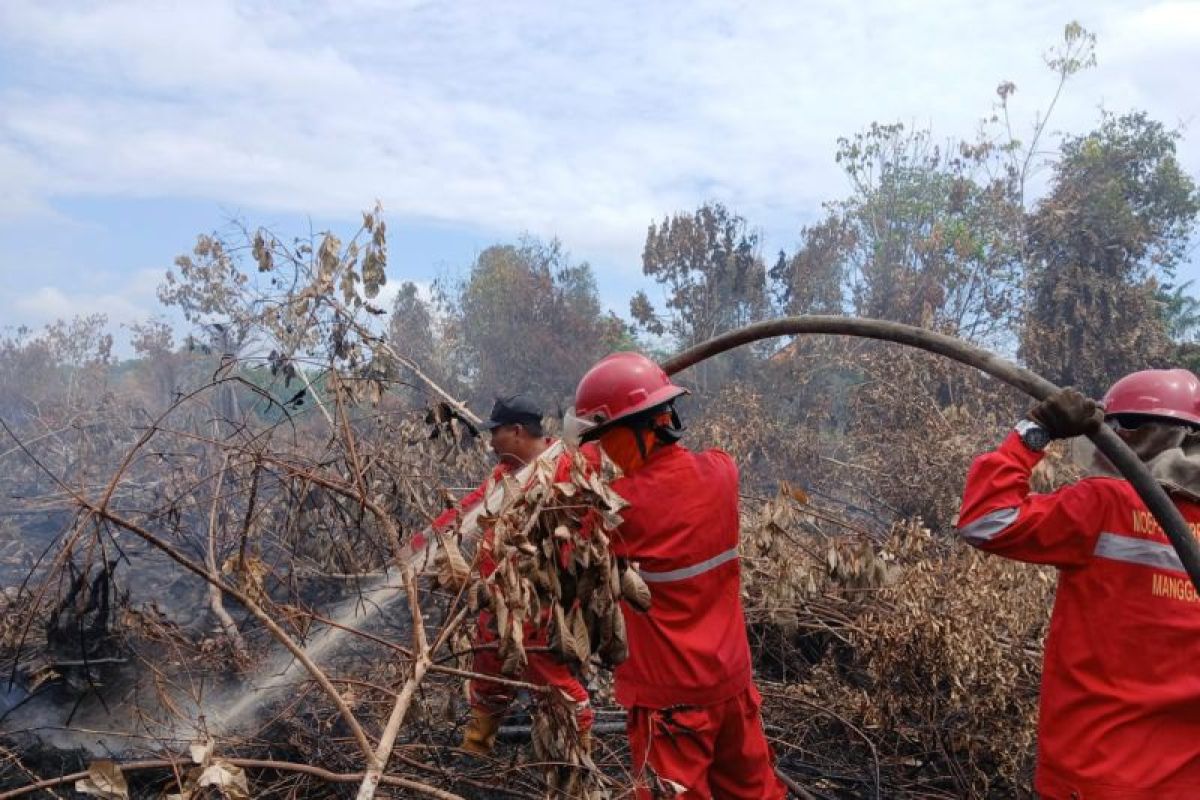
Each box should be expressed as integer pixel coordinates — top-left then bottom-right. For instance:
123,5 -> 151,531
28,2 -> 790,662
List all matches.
662,315 -> 1200,595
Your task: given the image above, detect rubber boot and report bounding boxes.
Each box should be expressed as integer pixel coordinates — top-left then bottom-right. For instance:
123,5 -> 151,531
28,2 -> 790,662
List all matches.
460,707 -> 502,755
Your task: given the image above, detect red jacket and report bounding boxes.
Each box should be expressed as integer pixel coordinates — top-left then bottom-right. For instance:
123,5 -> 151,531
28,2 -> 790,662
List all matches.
609,444 -> 753,709
959,431 -> 1200,799
426,440 -> 555,578
428,444 -> 563,636
421,462 -> 510,575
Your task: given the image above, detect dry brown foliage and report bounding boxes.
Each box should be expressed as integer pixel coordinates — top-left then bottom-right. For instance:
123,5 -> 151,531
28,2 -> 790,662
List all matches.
0,233 -> 1084,799
697,342 -> 1082,798
739,491 -> 1055,797
0,330 -> 1085,800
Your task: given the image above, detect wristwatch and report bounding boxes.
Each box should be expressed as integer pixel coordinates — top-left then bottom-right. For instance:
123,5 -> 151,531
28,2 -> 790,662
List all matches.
1015,419 -> 1051,452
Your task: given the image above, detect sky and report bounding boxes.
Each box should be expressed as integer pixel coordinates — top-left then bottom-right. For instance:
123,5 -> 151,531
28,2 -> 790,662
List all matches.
1,0 -> 1199,349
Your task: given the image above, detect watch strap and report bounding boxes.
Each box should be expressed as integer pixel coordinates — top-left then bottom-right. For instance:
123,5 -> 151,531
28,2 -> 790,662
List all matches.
1014,419 -> 1050,451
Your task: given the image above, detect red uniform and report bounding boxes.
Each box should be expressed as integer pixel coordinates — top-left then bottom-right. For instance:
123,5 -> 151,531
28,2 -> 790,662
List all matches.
431,453 -> 593,734
959,431 -> 1200,799
610,443 -> 784,800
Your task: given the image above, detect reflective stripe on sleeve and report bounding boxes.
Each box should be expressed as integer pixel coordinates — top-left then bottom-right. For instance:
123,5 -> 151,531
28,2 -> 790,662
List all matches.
638,547 -> 740,583
956,507 -> 1019,543
1094,532 -> 1184,573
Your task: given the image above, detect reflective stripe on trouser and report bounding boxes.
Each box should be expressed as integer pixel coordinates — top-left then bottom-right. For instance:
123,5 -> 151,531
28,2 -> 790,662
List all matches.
626,685 -> 786,800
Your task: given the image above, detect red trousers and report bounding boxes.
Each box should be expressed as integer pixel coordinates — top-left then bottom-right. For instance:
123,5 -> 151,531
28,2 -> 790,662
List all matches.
469,609 -> 594,732
626,685 -> 786,800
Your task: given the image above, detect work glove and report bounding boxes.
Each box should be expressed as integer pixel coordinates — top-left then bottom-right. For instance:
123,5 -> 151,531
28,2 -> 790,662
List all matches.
1027,388 -> 1104,440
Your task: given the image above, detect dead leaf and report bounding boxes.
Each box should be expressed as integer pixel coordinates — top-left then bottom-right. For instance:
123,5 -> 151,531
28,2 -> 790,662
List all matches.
189,738 -> 214,766
568,605 -> 591,664
600,601 -> 629,666
221,555 -> 269,606
620,567 -> 652,612
782,479 -> 809,505
434,531 -> 471,590
76,760 -> 129,800
27,664 -> 60,692
197,759 -> 250,800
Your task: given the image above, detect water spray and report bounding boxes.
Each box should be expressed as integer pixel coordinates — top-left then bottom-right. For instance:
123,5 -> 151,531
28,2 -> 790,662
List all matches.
210,315 -> 1200,736
9,315 -> 1197,799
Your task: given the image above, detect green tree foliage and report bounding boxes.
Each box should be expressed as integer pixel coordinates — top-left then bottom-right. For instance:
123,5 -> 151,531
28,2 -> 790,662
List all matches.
388,282 -> 434,367
1020,112 -> 1200,395
761,121 -> 1027,464
769,22 -> 1099,347
779,123 -> 1024,344
386,281 -> 448,407
768,216 -> 848,317
632,203 -> 769,391
1160,281 -> 1200,375
439,238 -> 626,409
1160,281 -> 1200,343
633,203 -> 769,344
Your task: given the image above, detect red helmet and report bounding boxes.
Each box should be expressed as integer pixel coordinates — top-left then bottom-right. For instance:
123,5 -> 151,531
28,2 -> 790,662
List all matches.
1103,368 -> 1200,427
572,352 -> 688,435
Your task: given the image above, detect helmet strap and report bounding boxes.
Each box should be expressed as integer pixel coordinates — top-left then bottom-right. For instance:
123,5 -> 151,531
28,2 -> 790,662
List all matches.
594,402 -> 685,472
652,406 -> 684,445
637,403 -> 684,449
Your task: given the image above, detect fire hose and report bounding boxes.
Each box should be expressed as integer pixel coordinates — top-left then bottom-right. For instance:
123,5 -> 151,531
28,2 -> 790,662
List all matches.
663,315 -> 1200,800
661,315 -> 1200,596
403,316 -> 1200,800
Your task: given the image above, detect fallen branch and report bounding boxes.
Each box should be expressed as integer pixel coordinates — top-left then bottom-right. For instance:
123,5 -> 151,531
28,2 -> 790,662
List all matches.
0,421 -> 378,767
204,453 -> 246,656
325,294 -> 481,426
355,577 -> 470,800
355,563 -> 430,800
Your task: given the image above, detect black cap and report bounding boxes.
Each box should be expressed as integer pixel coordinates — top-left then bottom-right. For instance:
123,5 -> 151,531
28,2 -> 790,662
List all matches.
481,394 -> 544,431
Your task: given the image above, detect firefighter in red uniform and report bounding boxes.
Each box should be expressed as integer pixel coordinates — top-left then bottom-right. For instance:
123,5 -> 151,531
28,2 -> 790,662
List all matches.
957,369 -> 1200,799
427,395 -> 594,755
570,352 -> 786,800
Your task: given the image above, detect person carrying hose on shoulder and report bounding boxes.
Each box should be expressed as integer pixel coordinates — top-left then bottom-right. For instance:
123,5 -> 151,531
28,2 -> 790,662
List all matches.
427,394 -> 594,756
567,352 -> 786,800
957,369 -> 1200,799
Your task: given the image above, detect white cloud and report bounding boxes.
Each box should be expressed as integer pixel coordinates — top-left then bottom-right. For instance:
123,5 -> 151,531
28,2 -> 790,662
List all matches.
373,277 -> 435,314
4,269 -> 169,333
0,141 -> 52,216
0,0 -> 1197,284
1098,2 -> 1200,128
12,286 -> 74,320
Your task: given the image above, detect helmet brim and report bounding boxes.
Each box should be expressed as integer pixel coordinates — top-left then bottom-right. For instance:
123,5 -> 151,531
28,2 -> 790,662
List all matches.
572,385 -> 689,442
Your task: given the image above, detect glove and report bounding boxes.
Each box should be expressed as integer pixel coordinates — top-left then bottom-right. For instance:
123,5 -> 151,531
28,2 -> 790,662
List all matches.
1027,388 -> 1104,439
